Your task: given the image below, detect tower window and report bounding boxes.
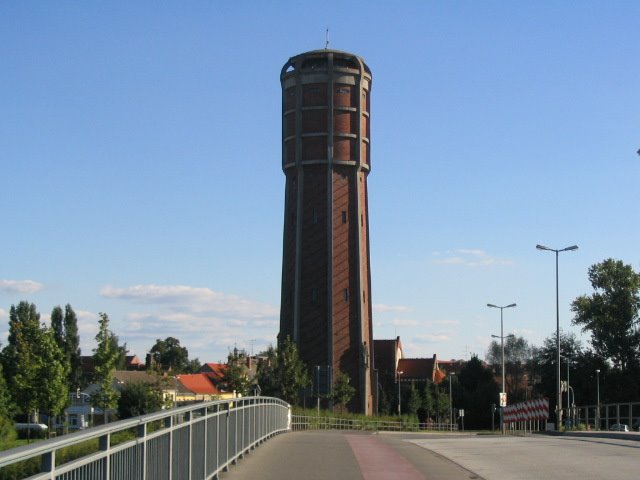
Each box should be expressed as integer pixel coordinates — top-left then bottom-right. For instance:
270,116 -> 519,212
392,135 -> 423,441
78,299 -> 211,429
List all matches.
343,288 -> 349,302
342,211 -> 347,224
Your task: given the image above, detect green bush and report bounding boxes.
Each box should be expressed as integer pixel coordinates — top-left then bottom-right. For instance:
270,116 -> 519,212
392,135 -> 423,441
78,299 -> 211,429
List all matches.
0,417 -> 16,445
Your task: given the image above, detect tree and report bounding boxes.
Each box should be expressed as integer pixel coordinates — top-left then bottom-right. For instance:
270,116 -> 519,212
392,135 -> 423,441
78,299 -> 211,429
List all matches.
149,337 -> 190,373
2,302 -> 41,398
256,338 -> 310,405
330,371 -> 355,413
36,328 -> 69,423
530,330 -> 583,415
486,335 -> 534,402
572,259 -> 640,372
109,333 -> 128,370
457,356 -> 500,429
434,387 -> 450,423
418,382 -> 436,422
50,304 -> 82,389
185,358 -> 202,374
64,304 -> 82,389
1,302 -> 68,427
50,306 -> 64,350
91,313 -> 119,422
0,362 -> 13,418
406,382 -> 421,416
223,348 -> 252,396
117,382 -> 164,419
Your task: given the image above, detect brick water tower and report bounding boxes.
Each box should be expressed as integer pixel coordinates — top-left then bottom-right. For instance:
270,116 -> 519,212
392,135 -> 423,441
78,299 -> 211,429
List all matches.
279,49 -> 374,414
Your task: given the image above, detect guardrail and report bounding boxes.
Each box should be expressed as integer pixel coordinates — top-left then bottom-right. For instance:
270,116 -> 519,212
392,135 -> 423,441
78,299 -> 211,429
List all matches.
291,415 -> 456,432
0,396 -> 290,480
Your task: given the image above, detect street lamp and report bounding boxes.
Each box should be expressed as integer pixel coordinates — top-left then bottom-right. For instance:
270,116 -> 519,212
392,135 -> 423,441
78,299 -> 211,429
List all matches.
488,302 -> 516,434
536,243 -> 578,430
397,370 -> 404,416
596,369 -> 600,431
487,304 -> 516,400
449,373 -> 455,431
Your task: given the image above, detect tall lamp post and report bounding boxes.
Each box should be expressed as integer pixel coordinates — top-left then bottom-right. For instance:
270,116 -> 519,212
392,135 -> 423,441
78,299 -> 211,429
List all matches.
488,303 -> 516,433
596,369 -> 600,430
536,243 -> 578,430
397,370 -> 404,416
449,373 -> 455,431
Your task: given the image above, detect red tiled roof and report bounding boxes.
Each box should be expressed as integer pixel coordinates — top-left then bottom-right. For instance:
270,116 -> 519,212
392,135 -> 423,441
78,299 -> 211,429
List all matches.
176,374 -> 220,395
398,357 -> 436,381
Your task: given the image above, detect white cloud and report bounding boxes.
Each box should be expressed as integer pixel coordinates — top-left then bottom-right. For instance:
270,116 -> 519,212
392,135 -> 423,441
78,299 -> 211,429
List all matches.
373,304 -> 411,313
392,318 -> 421,327
99,284 -> 280,362
0,280 -> 44,294
390,318 -> 459,328
435,319 -> 460,326
101,284 -> 278,318
432,249 -> 513,268
414,334 -> 451,343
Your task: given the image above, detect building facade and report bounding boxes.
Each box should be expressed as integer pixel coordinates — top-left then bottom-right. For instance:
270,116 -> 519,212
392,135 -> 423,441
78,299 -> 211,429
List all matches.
279,49 -> 374,414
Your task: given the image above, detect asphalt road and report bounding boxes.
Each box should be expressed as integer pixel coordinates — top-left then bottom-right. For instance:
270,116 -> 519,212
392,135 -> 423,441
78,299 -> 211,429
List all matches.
220,430 -> 640,479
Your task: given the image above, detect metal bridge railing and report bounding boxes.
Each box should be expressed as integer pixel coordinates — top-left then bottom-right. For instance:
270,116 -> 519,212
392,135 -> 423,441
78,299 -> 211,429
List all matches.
575,401 -> 640,430
0,396 -> 290,480
291,415 -> 456,432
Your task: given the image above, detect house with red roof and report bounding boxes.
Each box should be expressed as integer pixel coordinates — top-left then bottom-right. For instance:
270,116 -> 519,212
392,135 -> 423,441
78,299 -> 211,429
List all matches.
174,373 -> 232,403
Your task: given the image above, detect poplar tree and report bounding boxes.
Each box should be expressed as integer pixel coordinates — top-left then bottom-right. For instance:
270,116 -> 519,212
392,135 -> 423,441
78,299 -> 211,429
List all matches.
2,302 -> 41,418
36,328 -> 68,423
64,304 -> 82,389
50,304 -> 82,389
50,306 -> 64,349
92,313 -> 119,422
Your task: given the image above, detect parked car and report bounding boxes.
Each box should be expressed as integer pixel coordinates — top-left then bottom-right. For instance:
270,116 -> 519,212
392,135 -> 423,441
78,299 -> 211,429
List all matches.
14,423 -> 48,439
609,423 -> 629,431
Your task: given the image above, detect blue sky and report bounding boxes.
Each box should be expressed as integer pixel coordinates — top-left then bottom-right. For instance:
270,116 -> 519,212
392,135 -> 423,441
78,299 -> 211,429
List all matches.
1,2 -> 639,365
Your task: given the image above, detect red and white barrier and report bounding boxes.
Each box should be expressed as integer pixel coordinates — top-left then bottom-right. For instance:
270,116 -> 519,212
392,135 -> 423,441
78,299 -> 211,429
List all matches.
503,398 -> 549,424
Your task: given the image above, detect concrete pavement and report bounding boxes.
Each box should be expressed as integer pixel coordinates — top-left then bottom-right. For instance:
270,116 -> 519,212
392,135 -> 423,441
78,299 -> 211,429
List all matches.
408,433 -> 640,480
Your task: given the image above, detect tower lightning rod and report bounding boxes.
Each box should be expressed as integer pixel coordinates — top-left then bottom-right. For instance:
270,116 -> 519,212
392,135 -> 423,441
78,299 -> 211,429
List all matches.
325,28 -> 330,49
